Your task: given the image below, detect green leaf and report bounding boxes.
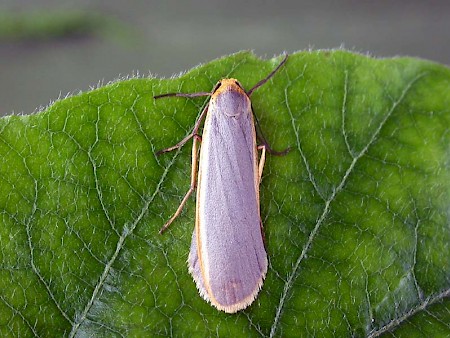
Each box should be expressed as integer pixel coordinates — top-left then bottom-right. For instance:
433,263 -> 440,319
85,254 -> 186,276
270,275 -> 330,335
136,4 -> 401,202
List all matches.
0,51 -> 449,337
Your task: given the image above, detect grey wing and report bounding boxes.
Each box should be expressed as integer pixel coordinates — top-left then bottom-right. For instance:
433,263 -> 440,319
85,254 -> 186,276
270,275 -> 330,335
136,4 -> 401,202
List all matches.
194,107 -> 267,312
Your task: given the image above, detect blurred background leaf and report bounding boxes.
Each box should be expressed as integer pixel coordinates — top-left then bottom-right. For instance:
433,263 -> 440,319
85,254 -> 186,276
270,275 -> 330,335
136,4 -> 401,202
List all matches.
1,1 -> 450,116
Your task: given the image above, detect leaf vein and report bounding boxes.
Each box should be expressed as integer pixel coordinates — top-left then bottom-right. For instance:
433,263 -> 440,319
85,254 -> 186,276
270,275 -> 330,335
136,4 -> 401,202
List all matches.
367,288 -> 450,337
341,69 -> 355,158
14,128 -> 74,325
284,66 -> 326,201
0,295 -> 42,337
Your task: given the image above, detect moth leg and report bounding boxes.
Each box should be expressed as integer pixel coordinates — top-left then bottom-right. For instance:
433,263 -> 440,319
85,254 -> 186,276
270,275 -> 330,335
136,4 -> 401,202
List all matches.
257,144 -> 266,183
156,105 -> 208,155
159,134 -> 201,234
257,145 -> 267,246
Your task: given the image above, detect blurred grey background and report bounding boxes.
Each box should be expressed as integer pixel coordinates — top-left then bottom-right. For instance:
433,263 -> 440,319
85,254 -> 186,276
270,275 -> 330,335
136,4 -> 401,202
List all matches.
1,0 -> 449,116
